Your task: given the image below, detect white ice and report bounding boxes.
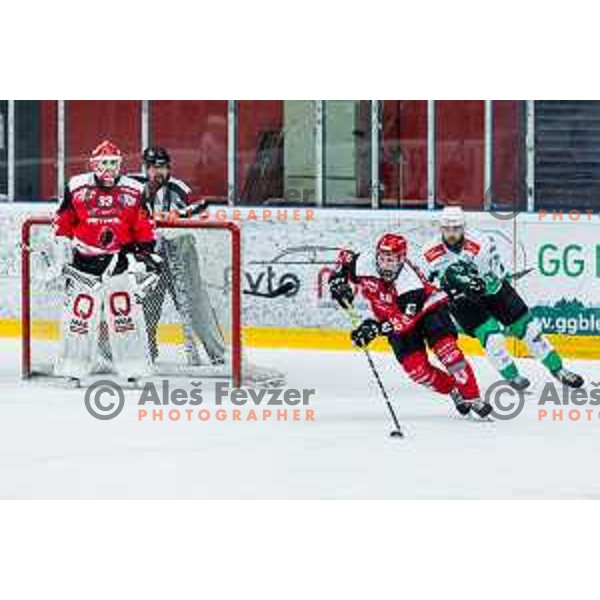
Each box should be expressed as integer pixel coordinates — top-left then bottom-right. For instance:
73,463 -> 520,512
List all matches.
0,338 -> 599,499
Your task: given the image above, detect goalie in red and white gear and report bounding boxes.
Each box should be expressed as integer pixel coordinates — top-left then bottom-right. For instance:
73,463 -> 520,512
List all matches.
329,233 -> 492,419
52,140 -> 160,381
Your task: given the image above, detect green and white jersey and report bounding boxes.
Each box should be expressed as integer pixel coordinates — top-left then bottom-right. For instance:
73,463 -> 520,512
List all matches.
421,233 -> 507,293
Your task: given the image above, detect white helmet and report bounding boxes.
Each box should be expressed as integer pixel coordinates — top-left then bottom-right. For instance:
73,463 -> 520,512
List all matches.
440,206 -> 466,228
440,206 -> 466,246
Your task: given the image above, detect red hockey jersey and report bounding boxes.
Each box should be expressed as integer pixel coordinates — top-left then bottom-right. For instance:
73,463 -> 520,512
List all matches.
54,173 -> 155,255
335,249 -> 448,334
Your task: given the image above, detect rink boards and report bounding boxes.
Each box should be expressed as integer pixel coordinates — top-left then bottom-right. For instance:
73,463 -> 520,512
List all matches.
2,203 -> 599,360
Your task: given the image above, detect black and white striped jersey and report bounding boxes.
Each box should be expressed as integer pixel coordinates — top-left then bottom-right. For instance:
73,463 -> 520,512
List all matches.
127,173 -> 192,213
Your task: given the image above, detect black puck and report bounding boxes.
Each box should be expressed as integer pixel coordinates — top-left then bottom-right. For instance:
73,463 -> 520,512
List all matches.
390,430 -> 403,438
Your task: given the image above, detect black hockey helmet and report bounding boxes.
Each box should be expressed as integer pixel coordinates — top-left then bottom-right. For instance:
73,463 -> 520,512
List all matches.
143,146 -> 171,167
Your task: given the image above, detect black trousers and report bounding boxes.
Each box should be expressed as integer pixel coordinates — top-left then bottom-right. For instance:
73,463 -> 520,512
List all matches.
448,280 -> 529,334
387,289 -> 458,361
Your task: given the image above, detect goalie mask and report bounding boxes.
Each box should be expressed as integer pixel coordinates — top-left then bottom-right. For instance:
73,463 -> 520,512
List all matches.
440,206 -> 466,248
375,233 -> 407,282
89,140 -> 122,187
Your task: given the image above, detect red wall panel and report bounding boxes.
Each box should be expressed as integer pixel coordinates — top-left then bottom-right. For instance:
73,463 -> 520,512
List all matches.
492,100 -> 523,207
65,101 -> 141,179
151,101 -> 227,199
236,100 -> 283,198
436,100 -> 484,208
382,100 -> 428,205
40,100 -> 58,198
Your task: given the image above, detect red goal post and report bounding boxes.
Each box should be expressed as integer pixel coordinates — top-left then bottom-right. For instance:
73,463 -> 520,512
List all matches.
21,216 -> 242,387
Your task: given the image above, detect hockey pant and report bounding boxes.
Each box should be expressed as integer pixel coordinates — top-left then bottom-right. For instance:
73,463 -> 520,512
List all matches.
450,280 -> 562,377
387,300 -> 480,401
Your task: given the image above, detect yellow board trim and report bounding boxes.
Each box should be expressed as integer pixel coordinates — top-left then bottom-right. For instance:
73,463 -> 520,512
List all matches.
2,319 -> 598,359
241,326 -> 600,359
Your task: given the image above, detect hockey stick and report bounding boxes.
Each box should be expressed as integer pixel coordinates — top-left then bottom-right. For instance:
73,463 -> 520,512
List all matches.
406,258 -> 440,293
243,281 -> 296,299
344,306 -> 404,438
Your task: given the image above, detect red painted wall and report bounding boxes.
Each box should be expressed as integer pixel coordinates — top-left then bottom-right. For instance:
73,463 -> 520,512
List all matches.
65,101 -> 141,179
30,100 -> 523,208
151,100 -> 228,200
236,100 -> 283,199
40,100 -> 57,198
382,100 -> 428,205
436,100 -> 485,208
492,100 -> 523,207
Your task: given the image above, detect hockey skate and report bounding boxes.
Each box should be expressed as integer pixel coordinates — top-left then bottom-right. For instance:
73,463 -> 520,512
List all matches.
508,374 -> 531,391
469,398 -> 493,419
450,388 -> 472,416
552,367 -> 584,389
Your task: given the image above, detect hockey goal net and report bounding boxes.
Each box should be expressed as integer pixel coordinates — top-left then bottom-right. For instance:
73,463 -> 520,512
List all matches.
21,217 -> 244,386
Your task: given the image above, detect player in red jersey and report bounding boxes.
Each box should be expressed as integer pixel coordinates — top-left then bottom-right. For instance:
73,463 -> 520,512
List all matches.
329,233 -> 492,418
52,140 -> 161,381
54,140 -> 156,264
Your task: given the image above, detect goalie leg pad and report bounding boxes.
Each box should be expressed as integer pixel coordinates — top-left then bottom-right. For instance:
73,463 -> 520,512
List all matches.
54,278 -> 102,378
104,273 -> 152,379
167,238 -> 226,362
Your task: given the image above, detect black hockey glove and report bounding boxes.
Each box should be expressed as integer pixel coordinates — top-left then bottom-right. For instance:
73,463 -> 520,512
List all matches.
466,276 -> 485,297
351,318 -> 382,348
123,242 -> 163,275
440,261 -> 485,300
329,273 -> 355,308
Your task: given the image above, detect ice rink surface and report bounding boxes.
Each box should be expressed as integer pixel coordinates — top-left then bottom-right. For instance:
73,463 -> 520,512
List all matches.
0,338 -> 599,499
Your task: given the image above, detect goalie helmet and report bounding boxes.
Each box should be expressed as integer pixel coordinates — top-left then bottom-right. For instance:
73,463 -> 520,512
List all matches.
440,205 -> 466,248
375,233 -> 407,282
89,140 -> 122,186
